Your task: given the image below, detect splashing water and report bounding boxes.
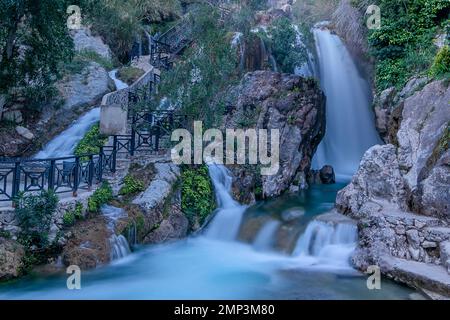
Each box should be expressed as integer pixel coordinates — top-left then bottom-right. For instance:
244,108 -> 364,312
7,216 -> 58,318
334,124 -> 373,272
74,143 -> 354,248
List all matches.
312,28 -> 381,180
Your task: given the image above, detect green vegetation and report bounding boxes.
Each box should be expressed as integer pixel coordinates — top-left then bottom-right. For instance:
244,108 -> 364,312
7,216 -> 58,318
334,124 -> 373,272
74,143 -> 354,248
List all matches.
74,123 -> 108,157
65,50 -> 115,75
82,0 -> 181,61
119,175 -> 145,196
181,165 -> 216,226
366,0 -> 449,91
429,45 -> 450,78
0,0 -> 73,107
117,66 -> 145,85
155,4 -> 238,127
14,190 -> 59,248
268,18 -> 306,73
62,202 -> 84,227
87,182 -> 113,213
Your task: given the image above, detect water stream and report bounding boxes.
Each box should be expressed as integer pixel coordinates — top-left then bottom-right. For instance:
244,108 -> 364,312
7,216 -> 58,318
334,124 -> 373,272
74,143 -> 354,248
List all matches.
34,69 -> 128,159
0,165 -> 414,299
312,28 -> 382,180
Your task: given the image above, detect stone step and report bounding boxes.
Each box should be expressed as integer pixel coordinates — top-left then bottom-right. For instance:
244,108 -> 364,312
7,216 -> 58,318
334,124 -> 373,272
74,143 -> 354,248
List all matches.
423,227 -> 450,243
384,256 -> 450,298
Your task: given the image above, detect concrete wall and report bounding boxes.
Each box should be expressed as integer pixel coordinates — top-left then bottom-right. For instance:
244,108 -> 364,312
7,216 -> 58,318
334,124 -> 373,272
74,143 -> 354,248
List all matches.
100,67 -> 160,135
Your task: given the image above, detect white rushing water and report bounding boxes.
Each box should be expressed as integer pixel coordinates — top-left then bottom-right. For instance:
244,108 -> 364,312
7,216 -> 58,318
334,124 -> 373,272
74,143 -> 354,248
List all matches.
206,164 -> 247,240
102,205 -> 132,261
294,221 -> 358,268
34,69 -> 128,159
313,28 -> 381,180
0,165 -> 415,299
253,220 -> 280,251
34,108 -> 101,159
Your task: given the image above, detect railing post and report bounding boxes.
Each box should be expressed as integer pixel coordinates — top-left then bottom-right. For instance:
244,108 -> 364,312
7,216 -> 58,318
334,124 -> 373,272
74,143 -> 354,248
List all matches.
155,123 -> 161,151
12,161 -> 20,200
112,136 -> 118,173
130,112 -> 136,156
48,160 -> 55,191
99,147 -> 104,182
88,155 -> 94,190
73,157 -> 80,197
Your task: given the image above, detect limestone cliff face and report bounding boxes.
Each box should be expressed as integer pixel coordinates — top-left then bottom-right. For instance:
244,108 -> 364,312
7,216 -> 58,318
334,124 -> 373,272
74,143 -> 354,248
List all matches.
337,79 -> 450,296
221,71 -> 326,203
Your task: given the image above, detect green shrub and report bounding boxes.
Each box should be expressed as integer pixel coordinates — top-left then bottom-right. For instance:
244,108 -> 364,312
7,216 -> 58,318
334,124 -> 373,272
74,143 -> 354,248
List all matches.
62,211 -> 76,227
268,18 -> 306,73
116,67 -> 145,85
119,175 -> 145,196
88,182 -> 113,213
368,0 -> 449,91
14,190 -> 59,248
181,165 -> 216,225
74,123 -> 108,157
429,45 -> 450,77
62,202 -> 84,227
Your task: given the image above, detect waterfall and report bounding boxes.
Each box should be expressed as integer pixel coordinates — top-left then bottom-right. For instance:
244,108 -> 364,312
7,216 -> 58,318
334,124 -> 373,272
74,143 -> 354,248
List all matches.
253,220 -> 280,251
205,164 -> 247,241
34,107 -> 100,159
312,28 -> 381,180
101,205 -> 131,261
109,69 -> 129,90
294,220 -> 357,267
34,69 -> 129,159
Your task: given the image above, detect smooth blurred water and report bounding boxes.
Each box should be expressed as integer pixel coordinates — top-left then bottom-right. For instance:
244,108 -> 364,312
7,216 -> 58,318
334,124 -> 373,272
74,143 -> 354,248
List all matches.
312,28 -> 382,180
34,69 -> 128,159
0,169 -> 414,300
34,108 -> 101,159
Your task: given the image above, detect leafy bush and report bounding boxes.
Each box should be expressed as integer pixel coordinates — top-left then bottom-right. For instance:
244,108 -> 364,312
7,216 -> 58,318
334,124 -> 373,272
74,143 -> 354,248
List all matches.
429,45 -> 450,77
181,165 -> 216,225
117,67 -> 145,85
119,175 -> 145,196
14,190 -> 59,248
155,4 -> 238,127
88,182 -> 113,213
74,123 -> 108,157
368,0 -> 449,91
268,18 -> 306,73
62,202 -> 84,227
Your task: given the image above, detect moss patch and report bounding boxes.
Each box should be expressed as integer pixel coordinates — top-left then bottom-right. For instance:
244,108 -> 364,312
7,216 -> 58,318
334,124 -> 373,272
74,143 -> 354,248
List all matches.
116,67 -> 145,85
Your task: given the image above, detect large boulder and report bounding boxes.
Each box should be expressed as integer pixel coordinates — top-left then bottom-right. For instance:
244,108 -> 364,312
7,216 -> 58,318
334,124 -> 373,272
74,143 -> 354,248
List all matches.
71,27 -> 112,59
57,62 -> 112,110
336,144 -> 409,217
223,71 -> 325,201
0,238 -> 24,281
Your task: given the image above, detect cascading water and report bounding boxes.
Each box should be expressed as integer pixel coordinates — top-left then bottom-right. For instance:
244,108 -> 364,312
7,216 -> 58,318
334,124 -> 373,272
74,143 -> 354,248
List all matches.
205,164 -> 247,240
34,107 -> 101,159
253,220 -> 280,251
294,221 -> 358,268
312,27 -> 381,180
34,69 -> 128,159
101,205 -> 132,261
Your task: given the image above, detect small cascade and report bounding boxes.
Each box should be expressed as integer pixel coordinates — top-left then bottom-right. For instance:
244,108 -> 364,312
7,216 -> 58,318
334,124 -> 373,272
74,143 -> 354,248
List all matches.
108,69 -> 129,90
253,220 -> 280,251
294,220 -> 357,267
34,108 -> 100,158
101,205 -> 131,261
205,164 -> 247,241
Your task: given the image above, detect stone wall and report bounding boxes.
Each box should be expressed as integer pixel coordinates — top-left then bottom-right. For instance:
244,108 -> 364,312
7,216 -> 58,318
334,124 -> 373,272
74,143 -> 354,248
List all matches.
100,67 -> 160,135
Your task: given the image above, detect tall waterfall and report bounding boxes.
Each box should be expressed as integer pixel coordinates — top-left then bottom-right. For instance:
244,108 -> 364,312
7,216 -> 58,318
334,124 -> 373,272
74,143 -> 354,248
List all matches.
205,164 -> 247,241
313,28 -> 381,180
